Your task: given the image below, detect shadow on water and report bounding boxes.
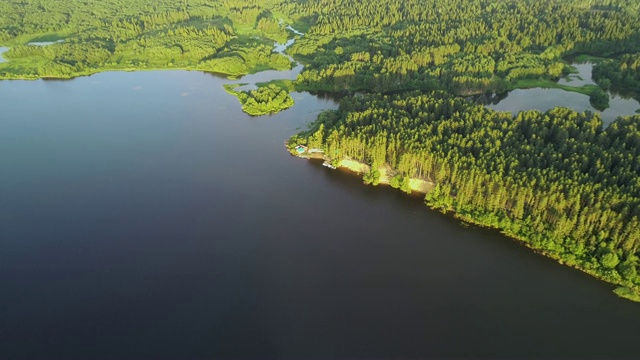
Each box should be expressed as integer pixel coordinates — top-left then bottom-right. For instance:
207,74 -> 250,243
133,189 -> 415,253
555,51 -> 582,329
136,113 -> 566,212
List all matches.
470,91 -> 509,106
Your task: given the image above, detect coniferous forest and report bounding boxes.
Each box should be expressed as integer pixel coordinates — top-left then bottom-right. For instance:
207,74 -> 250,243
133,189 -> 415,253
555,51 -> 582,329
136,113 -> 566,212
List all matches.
2,0 -> 640,299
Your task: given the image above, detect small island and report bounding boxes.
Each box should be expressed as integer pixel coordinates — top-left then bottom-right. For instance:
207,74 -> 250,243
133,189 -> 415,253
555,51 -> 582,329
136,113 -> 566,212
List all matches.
225,83 -> 294,116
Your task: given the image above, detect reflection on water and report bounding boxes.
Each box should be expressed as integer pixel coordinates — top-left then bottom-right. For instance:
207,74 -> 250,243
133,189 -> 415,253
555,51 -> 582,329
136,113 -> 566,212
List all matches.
229,25 -> 304,91
485,88 -> 640,126
286,25 -> 304,36
273,38 -> 296,53
557,62 -> 597,87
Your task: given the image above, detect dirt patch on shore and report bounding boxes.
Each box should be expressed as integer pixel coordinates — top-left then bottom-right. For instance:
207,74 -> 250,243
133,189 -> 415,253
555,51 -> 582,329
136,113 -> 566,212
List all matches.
338,159 -> 370,174
337,158 -> 433,193
409,178 -> 434,193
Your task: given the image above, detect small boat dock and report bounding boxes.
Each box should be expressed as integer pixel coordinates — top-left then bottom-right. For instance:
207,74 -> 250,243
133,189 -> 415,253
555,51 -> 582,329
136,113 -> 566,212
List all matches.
322,162 -> 336,169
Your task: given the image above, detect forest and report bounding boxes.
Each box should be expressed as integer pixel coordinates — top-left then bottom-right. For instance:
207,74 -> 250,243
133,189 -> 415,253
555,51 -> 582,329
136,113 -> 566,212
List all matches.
593,53 -> 640,93
2,0 -> 640,88
0,0 -> 296,78
289,0 -> 640,96
2,0 -> 640,299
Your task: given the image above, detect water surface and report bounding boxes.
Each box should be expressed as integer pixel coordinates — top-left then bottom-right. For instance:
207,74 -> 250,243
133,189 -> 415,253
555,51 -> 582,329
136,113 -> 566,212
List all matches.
2,70 -> 640,359
487,88 -> 640,125
557,62 -> 596,87
234,27 -> 303,91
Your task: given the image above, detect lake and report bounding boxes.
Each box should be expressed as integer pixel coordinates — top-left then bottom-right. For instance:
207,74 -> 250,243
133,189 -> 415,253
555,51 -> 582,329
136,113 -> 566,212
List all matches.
2,71 -> 640,359
486,63 -> 640,125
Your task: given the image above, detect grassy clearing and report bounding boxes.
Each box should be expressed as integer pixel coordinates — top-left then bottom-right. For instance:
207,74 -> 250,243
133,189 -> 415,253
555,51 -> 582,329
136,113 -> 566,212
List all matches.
255,79 -> 295,91
513,78 -> 600,96
572,54 -> 608,63
2,31 -> 72,46
27,33 -> 68,43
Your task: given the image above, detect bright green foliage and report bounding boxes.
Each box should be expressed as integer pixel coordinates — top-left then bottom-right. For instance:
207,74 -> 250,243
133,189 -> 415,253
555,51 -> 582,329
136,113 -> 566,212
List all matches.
227,84 -> 294,116
593,53 -> 640,94
589,88 -> 610,111
2,0 -> 640,88
614,287 -> 640,302
0,0 -> 296,79
308,124 -> 325,149
618,257 -> 638,281
363,168 -> 381,186
290,0 -> 640,94
600,251 -> 621,269
400,176 -> 412,194
390,175 -> 402,189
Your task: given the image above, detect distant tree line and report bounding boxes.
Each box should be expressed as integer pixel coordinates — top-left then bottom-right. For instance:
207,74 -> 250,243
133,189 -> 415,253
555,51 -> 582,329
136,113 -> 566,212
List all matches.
0,0 -> 295,78
290,0 -> 640,95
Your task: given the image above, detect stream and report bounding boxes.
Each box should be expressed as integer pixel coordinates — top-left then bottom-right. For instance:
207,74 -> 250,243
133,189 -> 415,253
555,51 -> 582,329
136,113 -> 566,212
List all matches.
231,27 -> 304,91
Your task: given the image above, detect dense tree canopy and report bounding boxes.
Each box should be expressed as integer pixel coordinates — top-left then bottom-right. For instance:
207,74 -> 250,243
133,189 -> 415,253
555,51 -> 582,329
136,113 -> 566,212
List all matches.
0,0 -> 296,78
593,53 -> 640,93
290,0 -> 640,94
225,83 -> 295,115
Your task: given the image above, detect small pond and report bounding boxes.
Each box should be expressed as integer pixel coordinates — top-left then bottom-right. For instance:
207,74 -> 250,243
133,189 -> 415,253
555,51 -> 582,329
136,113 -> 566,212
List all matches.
485,63 -> 640,126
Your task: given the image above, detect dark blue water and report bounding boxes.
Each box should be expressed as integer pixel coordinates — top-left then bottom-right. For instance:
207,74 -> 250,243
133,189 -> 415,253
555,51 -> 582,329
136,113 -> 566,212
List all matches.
2,71 -> 640,359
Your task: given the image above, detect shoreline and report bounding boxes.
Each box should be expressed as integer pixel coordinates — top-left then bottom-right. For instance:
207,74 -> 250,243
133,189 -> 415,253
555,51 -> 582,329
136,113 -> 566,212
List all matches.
0,25 -> 303,82
293,151 -> 434,194
0,64 -> 279,81
334,158 -> 434,194
292,149 -> 640,302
